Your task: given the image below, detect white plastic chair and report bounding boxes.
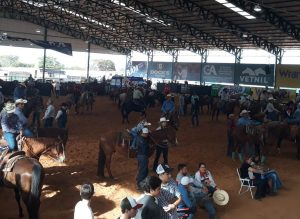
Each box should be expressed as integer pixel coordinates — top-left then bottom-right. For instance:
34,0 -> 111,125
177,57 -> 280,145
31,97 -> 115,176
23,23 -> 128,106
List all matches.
236,168 -> 256,199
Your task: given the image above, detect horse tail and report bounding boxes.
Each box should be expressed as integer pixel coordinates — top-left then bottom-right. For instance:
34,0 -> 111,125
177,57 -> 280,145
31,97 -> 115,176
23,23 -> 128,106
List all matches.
97,140 -> 106,177
28,162 -> 43,218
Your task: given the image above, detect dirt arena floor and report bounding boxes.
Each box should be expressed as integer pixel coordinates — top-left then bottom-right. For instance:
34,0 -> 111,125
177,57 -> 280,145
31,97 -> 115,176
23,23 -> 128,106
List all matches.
1,96 -> 300,219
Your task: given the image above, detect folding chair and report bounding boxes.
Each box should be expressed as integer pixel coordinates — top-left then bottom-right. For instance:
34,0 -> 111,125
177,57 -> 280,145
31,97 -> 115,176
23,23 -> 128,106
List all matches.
236,168 -> 256,199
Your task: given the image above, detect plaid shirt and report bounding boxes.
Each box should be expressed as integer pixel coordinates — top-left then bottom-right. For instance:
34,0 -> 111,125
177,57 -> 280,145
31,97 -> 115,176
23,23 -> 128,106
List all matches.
157,179 -> 181,219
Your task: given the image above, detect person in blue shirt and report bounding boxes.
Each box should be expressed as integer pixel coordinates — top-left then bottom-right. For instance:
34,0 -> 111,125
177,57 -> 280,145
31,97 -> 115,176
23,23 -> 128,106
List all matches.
236,110 -> 253,126
161,94 -> 175,116
178,176 -> 197,219
14,99 -> 33,137
129,116 -> 151,150
1,102 -> 22,152
13,83 -> 27,101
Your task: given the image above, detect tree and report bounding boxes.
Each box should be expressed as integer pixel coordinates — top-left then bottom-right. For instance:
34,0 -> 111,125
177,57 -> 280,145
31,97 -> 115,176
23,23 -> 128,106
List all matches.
38,56 -> 65,69
91,59 -> 116,71
0,55 -> 34,67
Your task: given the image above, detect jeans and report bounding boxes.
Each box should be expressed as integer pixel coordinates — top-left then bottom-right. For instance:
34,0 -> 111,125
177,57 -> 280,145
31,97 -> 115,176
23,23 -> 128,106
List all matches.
263,170 -> 282,193
227,131 -> 234,156
3,132 -> 17,152
153,146 -> 168,171
194,192 -> 216,219
31,111 -> 41,128
23,128 -> 33,137
267,111 -> 277,121
44,117 -> 54,128
178,205 -> 196,219
136,155 -> 148,187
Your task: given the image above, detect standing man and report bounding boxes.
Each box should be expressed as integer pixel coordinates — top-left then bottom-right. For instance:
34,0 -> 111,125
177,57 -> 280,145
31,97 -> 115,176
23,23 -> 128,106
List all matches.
42,99 -> 55,128
156,164 -> 182,219
136,127 -> 150,190
54,81 -> 61,98
133,86 -> 144,106
74,182 -> 94,219
161,94 -> 175,116
264,97 -> 280,121
153,117 -> 169,172
191,93 -> 199,127
220,88 -> 229,113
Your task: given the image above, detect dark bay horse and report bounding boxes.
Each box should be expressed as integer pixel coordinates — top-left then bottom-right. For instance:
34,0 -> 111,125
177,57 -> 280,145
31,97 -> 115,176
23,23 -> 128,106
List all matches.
97,127 -> 177,179
36,127 -> 69,149
2,157 -> 44,219
121,100 -> 146,123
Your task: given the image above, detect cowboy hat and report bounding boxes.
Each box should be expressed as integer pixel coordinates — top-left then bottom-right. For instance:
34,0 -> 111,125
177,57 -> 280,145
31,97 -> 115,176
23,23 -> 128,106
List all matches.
213,189 -> 229,206
166,94 -> 172,97
240,110 -> 250,116
268,97 -> 275,101
159,117 -> 169,123
4,102 -> 16,113
15,99 -> 28,105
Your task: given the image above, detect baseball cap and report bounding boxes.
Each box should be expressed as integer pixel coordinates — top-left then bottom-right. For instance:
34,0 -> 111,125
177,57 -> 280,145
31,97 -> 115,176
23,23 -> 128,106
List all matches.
181,176 -> 194,186
120,197 -> 143,211
156,164 -> 174,175
15,99 -> 28,105
142,128 -> 149,134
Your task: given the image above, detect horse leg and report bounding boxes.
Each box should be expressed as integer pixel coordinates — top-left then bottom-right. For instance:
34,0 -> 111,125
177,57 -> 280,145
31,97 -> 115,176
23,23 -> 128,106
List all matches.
97,144 -> 106,178
277,137 -> 283,154
216,109 -> 220,121
14,188 -> 24,218
106,155 -> 114,179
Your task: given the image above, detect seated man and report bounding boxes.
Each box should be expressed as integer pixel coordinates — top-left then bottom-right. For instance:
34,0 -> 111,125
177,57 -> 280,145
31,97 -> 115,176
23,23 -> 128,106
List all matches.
194,162 -> 218,196
176,163 -> 189,183
178,176 -> 197,219
240,156 -> 269,200
251,156 -> 282,195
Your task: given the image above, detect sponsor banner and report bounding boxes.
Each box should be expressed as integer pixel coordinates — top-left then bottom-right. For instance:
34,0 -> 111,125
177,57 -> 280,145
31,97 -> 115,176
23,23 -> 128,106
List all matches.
211,84 -> 251,97
202,63 -> 234,83
30,40 -> 73,56
235,64 -> 274,86
149,62 -> 172,79
173,63 -> 201,81
128,61 -> 147,78
276,64 -> 300,88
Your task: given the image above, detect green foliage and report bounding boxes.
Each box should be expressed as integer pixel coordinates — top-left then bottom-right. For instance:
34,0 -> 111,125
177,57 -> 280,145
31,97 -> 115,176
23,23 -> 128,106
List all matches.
91,59 -> 116,71
0,55 -> 34,67
38,56 -> 65,69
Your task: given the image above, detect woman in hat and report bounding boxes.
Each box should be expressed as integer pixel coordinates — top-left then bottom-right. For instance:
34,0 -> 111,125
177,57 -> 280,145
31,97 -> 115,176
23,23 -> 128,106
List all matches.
1,102 -> 22,152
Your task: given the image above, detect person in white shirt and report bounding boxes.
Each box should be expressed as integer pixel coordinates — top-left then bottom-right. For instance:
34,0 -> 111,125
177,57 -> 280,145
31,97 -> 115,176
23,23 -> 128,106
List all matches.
264,97 -> 279,121
74,182 -> 94,219
42,99 -> 55,127
54,81 -> 61,98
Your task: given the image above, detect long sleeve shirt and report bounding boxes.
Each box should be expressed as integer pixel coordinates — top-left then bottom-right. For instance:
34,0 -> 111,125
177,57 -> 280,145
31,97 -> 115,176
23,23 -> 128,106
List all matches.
265,102 -> 279,113
194,170 -> 216,188
161,100 -> 175,114
14,107 -> 28,127
136,135 -> 149,156
236,117 -> 253,126
43,104 -> 55,119
1,114 -> 22,133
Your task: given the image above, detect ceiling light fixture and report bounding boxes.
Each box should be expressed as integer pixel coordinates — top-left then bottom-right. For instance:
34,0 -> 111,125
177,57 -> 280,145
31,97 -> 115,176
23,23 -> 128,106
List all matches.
35,29 -> 41,33
242,33 -> 248,37
215,0 -> 256,20
146,19 -> 152,23
80,26 -> 87,29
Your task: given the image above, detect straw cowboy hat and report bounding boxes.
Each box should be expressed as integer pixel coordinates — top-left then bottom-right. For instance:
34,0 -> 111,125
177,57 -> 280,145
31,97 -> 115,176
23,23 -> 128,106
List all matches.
213,189 -> 229,206
4,102 -> 16,113
15,99 -> 28,105
240,109 -> 250,116
159,117 -> 169,123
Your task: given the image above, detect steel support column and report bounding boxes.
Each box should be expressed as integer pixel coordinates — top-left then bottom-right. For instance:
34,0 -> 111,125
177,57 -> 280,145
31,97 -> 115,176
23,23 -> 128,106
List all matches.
146,50 -> 153,81
87,42 -> 91,82
234,49 -> 242,86
171,50 -> 179,81
200,49 -> 208,85
125,52 -> 132,77
42,27 -> 47,83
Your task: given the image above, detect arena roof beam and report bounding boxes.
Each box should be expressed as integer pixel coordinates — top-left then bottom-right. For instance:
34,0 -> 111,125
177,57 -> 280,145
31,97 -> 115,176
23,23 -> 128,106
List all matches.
226,0 -> 300,42
0,5 -> 133,55
105,0 -> 237,55
65,0 -> 207,56
170,0 -> 283,57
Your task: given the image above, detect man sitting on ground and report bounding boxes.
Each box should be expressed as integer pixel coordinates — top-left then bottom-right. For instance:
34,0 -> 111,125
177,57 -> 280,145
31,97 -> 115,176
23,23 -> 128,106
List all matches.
176,163 -> 189,183
178,176 -> 197,219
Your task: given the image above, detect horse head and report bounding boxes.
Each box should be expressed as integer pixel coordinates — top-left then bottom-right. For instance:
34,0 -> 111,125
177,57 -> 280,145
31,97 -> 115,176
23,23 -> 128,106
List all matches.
46,137 -> 66,163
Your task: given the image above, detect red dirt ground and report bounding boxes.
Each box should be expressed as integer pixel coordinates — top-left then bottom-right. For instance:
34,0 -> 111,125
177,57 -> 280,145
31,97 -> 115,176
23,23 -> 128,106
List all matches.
1,96 -> 300,219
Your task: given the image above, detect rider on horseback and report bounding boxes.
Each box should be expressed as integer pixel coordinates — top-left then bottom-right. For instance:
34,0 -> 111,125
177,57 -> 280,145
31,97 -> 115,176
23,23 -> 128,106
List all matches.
133,86 -> 144,107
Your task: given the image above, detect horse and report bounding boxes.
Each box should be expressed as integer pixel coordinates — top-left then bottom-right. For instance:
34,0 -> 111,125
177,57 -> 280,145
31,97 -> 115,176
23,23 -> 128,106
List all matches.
121,100 -> 146,123
2,155 -> 44,219
76,91 -> 95,114
232,124 -> 265,162
36,127 -> 69,149
199,95 -> 212,114
97,127 -> 177,179
1,136 -> 65,218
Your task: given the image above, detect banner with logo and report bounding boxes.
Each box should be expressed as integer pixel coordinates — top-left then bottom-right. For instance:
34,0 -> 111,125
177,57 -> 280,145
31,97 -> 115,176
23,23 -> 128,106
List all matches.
276,64 -> 300,88
149,62 -> 172,79
211,84 -> 251,97
128,61 -> 147,77
235,64 -> 274,86
202,63 -> 234,83
173,63 -> 201,81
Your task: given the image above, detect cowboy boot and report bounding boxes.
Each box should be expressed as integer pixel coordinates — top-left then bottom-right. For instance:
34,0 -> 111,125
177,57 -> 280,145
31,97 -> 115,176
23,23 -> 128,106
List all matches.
238,153 -> 244,162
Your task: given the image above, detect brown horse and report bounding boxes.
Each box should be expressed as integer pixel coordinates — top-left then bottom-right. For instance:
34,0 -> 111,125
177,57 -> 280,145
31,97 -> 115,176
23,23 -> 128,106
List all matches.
2,156 -> 44,219
76,91 -> 95,114
19,137 -> 66,162
36,127 -> 69,149
97,127 -> 177,179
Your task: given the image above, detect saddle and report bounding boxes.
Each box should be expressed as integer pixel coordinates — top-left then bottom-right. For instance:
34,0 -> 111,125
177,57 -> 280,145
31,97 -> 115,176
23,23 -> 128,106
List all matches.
0,150 -> 26,172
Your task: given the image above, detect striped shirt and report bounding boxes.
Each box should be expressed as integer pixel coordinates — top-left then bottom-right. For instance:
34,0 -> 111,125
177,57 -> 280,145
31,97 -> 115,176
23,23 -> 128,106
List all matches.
157,179 -> 181,219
